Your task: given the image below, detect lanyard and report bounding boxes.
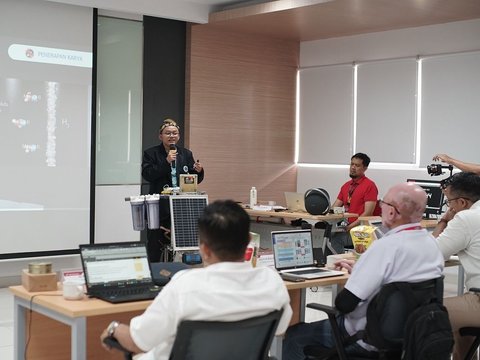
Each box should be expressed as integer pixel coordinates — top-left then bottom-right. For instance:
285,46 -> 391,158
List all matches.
346,181 -> 359,206
396,225 -> 422,233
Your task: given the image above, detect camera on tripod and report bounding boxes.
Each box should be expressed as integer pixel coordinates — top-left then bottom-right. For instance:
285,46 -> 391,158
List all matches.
427,164 -> 453,176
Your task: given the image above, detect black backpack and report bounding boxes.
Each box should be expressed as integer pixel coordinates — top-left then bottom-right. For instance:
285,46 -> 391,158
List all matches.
401,301 -> 454,360
357,279 -> 453,360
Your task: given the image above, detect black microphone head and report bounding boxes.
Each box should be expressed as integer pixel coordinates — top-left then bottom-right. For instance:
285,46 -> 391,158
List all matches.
169,144 -> 176,151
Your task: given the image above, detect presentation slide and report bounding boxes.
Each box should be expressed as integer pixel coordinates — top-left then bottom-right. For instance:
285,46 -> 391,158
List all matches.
0,0 -> 93,256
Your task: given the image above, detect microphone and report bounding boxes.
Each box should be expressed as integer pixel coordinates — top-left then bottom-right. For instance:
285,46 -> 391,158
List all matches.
169,144 -> 176,169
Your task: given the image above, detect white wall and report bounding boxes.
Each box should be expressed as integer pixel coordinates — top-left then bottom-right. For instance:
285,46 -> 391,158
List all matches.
0,185 -> 140,287
95,185 -> 141,243
297,19 -> 480,198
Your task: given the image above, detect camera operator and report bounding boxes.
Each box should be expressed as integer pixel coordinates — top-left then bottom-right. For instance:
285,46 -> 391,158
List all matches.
432,154 -> 480,175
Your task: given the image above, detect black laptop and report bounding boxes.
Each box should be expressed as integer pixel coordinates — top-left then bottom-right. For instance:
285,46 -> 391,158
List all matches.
79,242 -> 161,303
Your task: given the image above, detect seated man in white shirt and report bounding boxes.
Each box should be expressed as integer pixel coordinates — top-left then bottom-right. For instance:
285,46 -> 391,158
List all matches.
101,200 -> 293,360
432,172 -> 480,360
283,182 -> 444,360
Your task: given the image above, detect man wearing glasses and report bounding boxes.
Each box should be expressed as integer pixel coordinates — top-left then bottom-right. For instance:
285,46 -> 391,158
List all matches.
142,118 -> 205,262
330,153 -> 381,253
432,172 -> 480,360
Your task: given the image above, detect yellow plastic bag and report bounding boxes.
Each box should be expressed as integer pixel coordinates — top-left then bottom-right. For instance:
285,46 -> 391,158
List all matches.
350,225 -> 377,255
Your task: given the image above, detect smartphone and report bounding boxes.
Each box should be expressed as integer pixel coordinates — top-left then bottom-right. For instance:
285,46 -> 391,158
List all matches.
280,273 -> 305,282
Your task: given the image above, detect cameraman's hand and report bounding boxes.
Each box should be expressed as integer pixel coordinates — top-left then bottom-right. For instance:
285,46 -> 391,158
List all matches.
433,154 -> 452,164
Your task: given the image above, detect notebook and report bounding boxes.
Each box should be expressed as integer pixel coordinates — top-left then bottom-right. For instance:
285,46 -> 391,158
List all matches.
284,192 -> 307,212
271,229 -> 344,279
79,242 -> 161,303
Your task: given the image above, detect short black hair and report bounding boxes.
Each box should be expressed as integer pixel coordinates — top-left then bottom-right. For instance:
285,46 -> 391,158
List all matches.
197,200 -> 250,261
446,172 -> 480,203
351,153 -> 371,167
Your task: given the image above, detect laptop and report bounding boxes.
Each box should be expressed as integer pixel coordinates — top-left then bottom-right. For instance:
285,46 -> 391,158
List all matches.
284,192 -> 307,212
368,218 -> 388,239
79,242 -> 161,303
271,229 -> 344,279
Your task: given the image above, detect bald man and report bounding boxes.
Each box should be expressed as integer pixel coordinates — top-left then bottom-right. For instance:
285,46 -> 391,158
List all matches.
283,183 -> 444,360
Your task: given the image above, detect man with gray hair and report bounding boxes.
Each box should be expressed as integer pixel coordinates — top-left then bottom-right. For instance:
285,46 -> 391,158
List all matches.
283,182 -> 444,359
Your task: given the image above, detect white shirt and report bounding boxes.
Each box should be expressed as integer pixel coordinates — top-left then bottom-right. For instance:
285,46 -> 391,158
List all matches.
130,262 -> 292,360
436,200 -> 480,290
344,223 -> 444,350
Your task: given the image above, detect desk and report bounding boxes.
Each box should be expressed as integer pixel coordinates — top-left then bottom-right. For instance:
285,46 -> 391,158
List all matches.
245,208 -> 358,256
358,216 -> 438,229
284,273 -> 349,325
270,274 -> 349,359
245,208 -> 357,223
10,286 -> 147,360
11,274 -> 348,360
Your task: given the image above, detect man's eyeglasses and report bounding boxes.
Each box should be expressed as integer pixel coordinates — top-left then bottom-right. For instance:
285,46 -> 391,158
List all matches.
445,197 -> 471,207
164,132 -> 179,137
379,199 -> 400,215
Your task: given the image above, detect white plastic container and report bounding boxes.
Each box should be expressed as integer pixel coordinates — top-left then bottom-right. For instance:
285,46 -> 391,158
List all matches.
249,187 -> 257,208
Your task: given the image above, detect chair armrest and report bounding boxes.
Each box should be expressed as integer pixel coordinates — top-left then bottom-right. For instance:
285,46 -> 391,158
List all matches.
103,337 -> 133,360
306,303 -> 339,316
460,327 -> 480,337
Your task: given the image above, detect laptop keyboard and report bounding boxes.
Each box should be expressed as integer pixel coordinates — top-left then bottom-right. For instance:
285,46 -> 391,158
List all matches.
93,285 -> 161,303
289,268 -> 327,275
104,286 -> 155,297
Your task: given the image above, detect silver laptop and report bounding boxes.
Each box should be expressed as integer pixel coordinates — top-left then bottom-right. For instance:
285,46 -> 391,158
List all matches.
271,229 -> 344,279
284,192 -> 307,212
79,242 -> 161,303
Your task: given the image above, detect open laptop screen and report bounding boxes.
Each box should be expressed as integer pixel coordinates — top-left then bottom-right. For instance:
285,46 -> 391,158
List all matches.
80,242 -> 153,288
272,230 -> 314,270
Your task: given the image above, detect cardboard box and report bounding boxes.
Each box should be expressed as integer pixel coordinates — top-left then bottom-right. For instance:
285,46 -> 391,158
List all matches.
180,174 -> 198,193
21,269 -> 58,292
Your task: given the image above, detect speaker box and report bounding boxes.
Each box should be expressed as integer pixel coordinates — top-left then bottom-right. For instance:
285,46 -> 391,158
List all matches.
304,188 -> 330,215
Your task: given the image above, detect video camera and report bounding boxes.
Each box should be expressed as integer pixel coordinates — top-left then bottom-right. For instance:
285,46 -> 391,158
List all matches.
427,164 -> 453,176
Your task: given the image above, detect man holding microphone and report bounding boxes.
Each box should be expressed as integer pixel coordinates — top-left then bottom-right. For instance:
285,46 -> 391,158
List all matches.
142,118 -> 205,262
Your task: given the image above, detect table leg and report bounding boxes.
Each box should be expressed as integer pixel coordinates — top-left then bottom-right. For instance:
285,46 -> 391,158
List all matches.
13,297 -> 26,360
12,295 -> 87,360
458,264 -> 465,295
71,317 -> 87,360
270,335 -> 283,360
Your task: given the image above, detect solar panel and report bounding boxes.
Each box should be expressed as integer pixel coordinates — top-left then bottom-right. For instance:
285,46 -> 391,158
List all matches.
169,195 -> 208,251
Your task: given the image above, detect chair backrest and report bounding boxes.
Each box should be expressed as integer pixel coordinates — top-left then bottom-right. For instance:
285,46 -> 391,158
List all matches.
169,309 -> 283,360
362,277 -> 444,351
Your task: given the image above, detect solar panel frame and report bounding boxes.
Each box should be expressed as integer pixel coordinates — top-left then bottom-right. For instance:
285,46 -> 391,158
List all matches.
169,195 -> 208,251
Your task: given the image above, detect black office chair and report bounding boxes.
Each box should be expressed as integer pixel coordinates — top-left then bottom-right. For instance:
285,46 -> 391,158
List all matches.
104,309 -> 283,360
303,277 -> 445,360
169,309 -> 283,360
459,287 -> 480,360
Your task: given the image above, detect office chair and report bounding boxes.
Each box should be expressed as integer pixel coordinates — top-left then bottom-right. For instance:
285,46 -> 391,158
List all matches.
459,327 -> 480,360
104,309 -> 283,360
169,309 -> 283,360
303,277 -> 445,360
459,287 -> 480,360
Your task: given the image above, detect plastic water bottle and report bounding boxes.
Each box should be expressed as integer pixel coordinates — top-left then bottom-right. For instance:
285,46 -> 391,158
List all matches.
249,187 -> 257,208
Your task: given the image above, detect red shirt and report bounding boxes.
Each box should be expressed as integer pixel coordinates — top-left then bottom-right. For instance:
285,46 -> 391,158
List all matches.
337,176 -> 381,223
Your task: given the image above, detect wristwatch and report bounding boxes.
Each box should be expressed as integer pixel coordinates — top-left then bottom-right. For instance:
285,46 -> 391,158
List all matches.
107,321 -> 120,337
